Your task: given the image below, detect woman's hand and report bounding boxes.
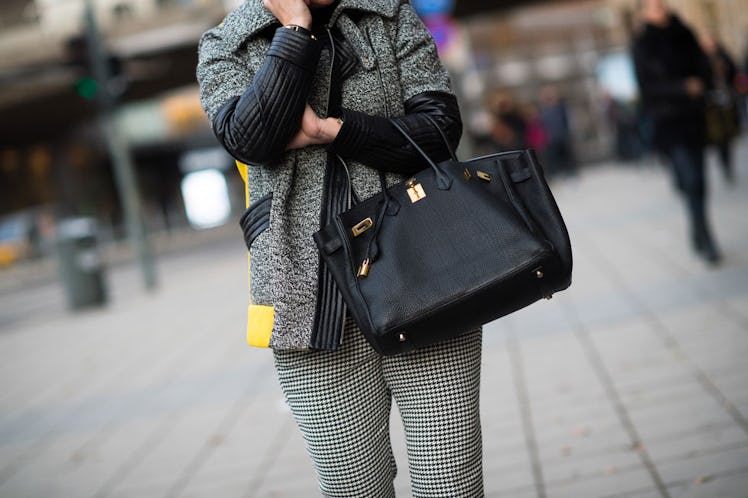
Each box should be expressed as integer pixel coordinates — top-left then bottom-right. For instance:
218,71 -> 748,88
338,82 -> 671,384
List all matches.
263,0 -> 312,29
287,104 -> 343,150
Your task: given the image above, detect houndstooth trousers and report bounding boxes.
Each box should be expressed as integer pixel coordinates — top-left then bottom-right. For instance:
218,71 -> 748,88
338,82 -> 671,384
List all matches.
273,318 -> 484,497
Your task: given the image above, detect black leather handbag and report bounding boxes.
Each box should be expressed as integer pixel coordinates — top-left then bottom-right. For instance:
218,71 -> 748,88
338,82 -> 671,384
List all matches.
313,120 -> 572,355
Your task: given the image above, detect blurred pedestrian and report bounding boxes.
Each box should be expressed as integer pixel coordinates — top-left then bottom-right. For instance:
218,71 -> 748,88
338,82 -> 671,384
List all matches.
700,32 -> 741,184
523,102 -> 548,156
197,0 -> 484,496
487,91 -> 527,152
738,32 -> 748,127
538,84 -> 576,177
603,92 -> 645,162
632,0 -> 722,264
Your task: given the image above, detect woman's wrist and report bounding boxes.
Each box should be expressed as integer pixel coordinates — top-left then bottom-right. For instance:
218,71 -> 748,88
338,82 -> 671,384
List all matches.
284,18 -> 312,30
282,23 -> 316,40
318,116 -> 343,143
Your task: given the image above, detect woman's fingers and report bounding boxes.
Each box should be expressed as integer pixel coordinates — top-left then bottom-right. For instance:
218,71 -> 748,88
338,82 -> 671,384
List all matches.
287,105 -> 344,150
287,105 -> 320,149
263,0 -> 312,28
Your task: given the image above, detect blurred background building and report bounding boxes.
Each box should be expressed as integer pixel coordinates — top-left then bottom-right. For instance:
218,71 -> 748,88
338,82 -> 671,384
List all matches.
1,0 -> 747,267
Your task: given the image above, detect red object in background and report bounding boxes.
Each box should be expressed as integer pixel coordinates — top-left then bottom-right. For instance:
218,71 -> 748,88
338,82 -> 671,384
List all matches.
734,72 -> 748,94
526,119 -> 548,151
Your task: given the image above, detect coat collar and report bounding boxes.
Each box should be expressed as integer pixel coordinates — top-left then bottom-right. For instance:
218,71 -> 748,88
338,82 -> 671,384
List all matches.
335,0 -> 400,20
221,0 -> 399,51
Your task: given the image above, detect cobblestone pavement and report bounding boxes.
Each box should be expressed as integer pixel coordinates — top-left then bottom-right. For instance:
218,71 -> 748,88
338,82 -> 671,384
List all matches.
1,141 -> 747,498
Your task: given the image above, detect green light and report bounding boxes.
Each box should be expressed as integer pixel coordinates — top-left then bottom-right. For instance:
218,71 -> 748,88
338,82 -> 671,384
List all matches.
75,77 -> 98,100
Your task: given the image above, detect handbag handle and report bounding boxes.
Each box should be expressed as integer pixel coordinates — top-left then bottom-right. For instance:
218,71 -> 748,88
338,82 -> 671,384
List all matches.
358,116 -> 456,277
389,119 -> 452,190
423,114 -> 458,162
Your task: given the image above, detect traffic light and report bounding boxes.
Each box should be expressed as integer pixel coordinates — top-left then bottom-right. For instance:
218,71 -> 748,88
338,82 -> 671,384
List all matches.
75,76 -> 99,100
65,35 -> 125,103
66,36 -> 95,99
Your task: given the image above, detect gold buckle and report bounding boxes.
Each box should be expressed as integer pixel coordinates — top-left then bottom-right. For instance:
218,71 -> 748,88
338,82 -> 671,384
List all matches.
476,171 -> 492,182
351,217 -> 373,237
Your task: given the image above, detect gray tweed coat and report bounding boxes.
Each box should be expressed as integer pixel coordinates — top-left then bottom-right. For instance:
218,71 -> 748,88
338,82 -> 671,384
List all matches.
197,0 -> 454,350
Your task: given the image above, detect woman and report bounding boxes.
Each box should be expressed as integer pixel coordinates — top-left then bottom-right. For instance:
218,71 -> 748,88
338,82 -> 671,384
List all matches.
197,0 -> 484,496
632,0 -> 721,264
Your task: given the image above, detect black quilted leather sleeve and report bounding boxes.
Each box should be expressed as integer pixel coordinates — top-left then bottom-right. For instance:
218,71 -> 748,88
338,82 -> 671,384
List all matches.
330,91 -> 462,175
211,28 -> 322,166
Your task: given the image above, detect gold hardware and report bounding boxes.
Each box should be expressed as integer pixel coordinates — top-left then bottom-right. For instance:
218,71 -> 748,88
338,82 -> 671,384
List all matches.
351,217 -> 373,237
357,258 -> 371,278
406,180 -> 426,203
398,333 -> 407,342
464,169 -> 472,181
282,24 -> 317,40
476,170 -> 492,182
535,269 -> 544,279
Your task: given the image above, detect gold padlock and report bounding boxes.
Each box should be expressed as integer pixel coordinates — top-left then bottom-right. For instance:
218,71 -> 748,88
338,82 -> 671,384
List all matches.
357,258 -> 371,278
406,180 -> 426,203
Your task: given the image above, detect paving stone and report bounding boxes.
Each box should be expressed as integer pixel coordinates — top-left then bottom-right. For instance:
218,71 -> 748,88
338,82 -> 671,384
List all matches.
676,335 -> 748,365
725,296 -> 748,322
632,281 -> 706,314
483,437 -> 532,471
107,479 -> 180,498
484,484 -> 538,498
733,394 -> 748,420
657,303 -> 745,345
570,294 -> 642,329
666,470 -> 748,498
530,393 -> 616,427
173,477 -> 255,498
483,424 -> 526,456
529,388 -> 614,419
643,425 -> 748,463
538,429 -> 634,465
483,456 -> 535,495
705,370 -> 748,406
182,414 -> 303,492
586,322 -> 667,364
4,417 -> 168,498
616,380 -> 711,414
253,461 -> 321,498
608,361 -> 695,393
608,488 -> 663,498
534,412 -> 624,448
493,299 -> 577,340
100,408 -> 245,494
654,445 -> 748,485
544,466 -> 655,498
540,446 -> 642,483
627,395 -> 736,445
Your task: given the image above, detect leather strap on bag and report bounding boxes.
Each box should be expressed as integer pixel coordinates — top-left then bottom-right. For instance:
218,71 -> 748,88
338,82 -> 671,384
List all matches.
359,118 -> 455,278
423,114 -> 458,162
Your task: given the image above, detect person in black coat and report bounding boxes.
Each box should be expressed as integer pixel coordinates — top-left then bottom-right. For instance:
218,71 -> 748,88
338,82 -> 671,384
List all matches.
700,32 -> 741,183
632,0 -> 721,264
